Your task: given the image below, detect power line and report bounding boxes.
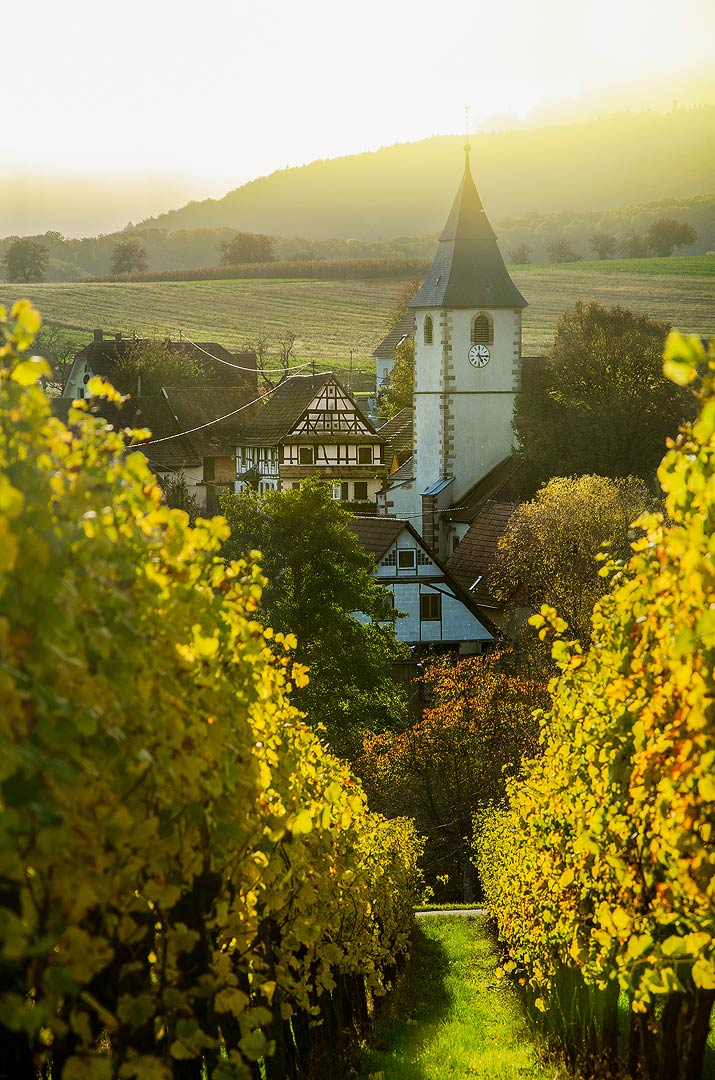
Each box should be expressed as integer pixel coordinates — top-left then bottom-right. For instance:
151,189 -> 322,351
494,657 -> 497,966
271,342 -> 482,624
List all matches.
142,386 -> 275,446
182,334 -> 313,378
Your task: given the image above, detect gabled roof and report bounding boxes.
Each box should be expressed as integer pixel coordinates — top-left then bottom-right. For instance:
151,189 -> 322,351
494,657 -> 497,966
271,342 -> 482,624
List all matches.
372,312 -> 415,359
387,455 -> 414,484
378,407 -> 413,463
349,515 -> 499,638
446,500 -> 516,602
348,516 -> 406,560
238,371 -> 381,447
409,148 -> 527,311
161,386 -> 260,457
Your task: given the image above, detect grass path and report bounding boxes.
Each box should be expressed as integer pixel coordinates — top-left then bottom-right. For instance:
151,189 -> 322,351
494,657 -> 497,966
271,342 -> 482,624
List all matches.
358,916 -> 562,1080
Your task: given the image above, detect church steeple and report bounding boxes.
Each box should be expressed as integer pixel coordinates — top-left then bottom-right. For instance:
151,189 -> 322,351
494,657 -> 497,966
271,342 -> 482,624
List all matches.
409,137 -> 526,310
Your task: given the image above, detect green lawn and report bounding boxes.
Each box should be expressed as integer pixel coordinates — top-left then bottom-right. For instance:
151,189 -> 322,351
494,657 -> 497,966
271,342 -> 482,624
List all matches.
1,257 -> 712,372
358,916 -> 563,1080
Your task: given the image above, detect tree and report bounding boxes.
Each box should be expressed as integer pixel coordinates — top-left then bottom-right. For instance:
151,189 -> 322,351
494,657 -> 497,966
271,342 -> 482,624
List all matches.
490,474 -> 653,645
358,652 -> 545,902
589,230 -> 617,259
219,479 -> 407,757
647,217 -> 697,257
111,338 -> 202,395
1,238 -> 48,282
159,470 -> 200,521
513,301 -> 696,491
508,243 -> 531,264
110,238 -> 148,275
545,237 -> 581,263
621,231 -> 650,258
377,335 -> 414,418
219,231 -> 275,264
30,324 -> 84,392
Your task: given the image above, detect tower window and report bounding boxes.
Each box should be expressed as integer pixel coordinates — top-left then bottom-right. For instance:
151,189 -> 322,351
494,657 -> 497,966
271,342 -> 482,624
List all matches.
424,315 -> 434,345
471,314 -> 494,346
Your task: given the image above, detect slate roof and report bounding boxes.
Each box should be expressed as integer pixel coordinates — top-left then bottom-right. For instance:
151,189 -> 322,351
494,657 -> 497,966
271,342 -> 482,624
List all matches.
372,312 -> 415,359
238,372 -> 381,447
446,500 -> 516,601
378,408 -> 413,464
387,455 -> 414,483
409,149 -> 527,311
161,386 -> 260,457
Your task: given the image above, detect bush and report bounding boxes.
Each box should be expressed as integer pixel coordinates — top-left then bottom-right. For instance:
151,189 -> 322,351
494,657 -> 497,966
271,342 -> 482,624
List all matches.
0,301 -> 423,1079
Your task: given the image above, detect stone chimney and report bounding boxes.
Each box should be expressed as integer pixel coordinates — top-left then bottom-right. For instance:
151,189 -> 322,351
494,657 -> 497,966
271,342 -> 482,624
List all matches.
93,329 -> 103,342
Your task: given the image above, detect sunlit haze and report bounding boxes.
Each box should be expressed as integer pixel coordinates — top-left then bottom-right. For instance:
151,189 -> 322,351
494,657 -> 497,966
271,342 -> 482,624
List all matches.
4,0 -> 714,235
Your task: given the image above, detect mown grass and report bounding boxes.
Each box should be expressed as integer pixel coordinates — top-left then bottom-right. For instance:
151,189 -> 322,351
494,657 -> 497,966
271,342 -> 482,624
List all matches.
358,916 -> 563,1080
1,258 -> 712,371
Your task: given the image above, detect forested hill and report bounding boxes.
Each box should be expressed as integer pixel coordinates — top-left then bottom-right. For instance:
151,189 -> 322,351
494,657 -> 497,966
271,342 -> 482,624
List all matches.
141,107 -> 715,239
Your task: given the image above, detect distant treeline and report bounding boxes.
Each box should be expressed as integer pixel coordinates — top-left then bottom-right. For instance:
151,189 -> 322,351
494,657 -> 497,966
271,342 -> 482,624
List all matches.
94,257 -> 430,283
1,193 -> 712,282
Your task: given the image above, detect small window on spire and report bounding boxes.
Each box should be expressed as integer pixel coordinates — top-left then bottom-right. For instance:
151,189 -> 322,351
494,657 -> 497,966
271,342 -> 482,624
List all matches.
424,315 -> 434,345
471,313 -> 494,346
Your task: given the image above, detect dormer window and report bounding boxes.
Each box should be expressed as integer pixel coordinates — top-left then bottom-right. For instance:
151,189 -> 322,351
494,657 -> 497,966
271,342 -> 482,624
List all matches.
471,313 -> 494,346
424,315 -> 434,345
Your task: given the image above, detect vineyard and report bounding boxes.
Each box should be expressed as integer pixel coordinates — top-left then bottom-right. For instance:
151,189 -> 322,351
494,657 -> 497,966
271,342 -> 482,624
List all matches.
0,258 -> 713,368
476,333 -> 715,1079
0,301 -> 422,1080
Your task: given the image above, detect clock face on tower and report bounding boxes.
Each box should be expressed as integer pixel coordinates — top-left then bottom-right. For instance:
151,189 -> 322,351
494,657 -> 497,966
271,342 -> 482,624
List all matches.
468,344 -> 490,367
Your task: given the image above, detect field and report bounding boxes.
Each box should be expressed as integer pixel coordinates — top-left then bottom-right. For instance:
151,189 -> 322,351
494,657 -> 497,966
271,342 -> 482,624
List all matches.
1,256 -> 713,372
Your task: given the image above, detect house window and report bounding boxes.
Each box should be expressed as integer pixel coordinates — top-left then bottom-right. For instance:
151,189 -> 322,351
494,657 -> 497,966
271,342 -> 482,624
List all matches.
357,445 -> 372,464
332,482 -> 349,501
298,446 -> 314,465
420,592 -> 442,621
471,313 -> 494,345
424,315 -> 434,345
397,549 -> 416,571
292,482 -> 300,490
353,481 -> 368,502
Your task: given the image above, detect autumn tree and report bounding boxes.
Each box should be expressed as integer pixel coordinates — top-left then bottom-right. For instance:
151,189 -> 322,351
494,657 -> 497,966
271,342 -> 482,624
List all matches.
513,301 -> 695,491
1,238 -> 48,282
219,479 -> 407,757
589,230 -> 617,259
490,474 -> 654,646
358,652 -> 545,902
647,217 -> 697,257
219,231 -> 275,264
377,335 -> 414,418
110,238 -> 148,275
110,338 -> 202,395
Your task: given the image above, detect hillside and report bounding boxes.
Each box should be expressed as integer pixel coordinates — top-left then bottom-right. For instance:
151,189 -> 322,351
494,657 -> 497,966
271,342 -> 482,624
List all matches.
2,259 -> 712,369
140,108 -> 715,239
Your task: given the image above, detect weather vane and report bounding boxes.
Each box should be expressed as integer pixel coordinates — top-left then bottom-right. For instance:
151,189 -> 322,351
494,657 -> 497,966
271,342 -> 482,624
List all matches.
465,104 -> 471,151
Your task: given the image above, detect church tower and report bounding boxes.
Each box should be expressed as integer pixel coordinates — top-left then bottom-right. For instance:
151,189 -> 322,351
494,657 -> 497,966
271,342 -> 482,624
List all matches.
409,138 -> 527,552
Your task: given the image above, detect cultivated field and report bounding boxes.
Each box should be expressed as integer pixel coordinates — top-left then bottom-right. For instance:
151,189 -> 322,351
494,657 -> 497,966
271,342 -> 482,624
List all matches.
2,256 -> 713,371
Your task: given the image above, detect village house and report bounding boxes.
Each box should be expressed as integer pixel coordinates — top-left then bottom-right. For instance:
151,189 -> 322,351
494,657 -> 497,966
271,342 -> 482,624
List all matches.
235,371 -> 387,507
348,516 -> 496,654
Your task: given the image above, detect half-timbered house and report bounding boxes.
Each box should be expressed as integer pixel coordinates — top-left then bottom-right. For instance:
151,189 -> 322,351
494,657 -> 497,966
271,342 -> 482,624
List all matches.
235,372 -> 387,506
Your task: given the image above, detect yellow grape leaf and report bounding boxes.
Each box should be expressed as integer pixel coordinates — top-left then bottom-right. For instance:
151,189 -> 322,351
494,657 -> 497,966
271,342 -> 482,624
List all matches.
291,809 -> 313,835
11,357 -> 51,385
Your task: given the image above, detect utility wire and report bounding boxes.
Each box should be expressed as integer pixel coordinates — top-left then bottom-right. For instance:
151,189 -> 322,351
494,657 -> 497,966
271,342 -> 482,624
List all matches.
141,386 -> 276,446
182,334 -> 314,378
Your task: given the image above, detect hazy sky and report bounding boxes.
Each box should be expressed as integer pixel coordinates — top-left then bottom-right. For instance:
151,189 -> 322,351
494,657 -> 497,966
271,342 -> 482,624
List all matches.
4,0 -> 714,219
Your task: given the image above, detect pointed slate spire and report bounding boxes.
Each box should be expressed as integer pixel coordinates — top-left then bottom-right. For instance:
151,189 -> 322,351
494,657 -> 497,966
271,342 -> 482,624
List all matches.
410,140 -> 526,310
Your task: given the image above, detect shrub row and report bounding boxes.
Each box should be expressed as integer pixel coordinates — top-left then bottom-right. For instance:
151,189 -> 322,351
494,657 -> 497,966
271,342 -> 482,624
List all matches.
0,301 -> 423,1080
476,333 -> 715,1080
94,257 -> 429,284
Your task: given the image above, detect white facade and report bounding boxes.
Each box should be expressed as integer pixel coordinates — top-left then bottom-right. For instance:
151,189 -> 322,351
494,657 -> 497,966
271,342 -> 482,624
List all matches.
353,522 -> 492,650
413,307 -> 521,505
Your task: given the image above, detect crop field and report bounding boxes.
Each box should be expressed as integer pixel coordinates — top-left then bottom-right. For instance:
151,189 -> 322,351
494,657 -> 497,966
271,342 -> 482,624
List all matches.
1,257 -> 713,372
